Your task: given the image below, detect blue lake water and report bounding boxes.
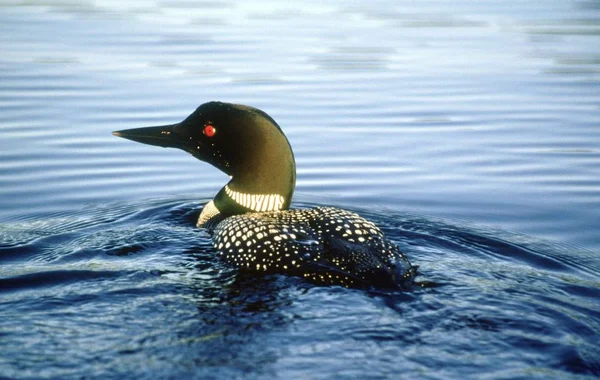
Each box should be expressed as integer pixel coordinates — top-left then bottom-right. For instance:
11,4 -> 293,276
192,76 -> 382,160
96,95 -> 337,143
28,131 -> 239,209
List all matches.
1,1 -> 599,378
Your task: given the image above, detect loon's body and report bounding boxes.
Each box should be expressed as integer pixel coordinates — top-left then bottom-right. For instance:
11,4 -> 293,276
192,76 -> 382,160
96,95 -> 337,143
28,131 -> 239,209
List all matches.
114,102 -> 416,289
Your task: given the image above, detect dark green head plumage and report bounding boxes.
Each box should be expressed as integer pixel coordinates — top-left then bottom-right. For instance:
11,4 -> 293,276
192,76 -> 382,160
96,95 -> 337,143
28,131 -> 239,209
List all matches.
113,101 -> 296,216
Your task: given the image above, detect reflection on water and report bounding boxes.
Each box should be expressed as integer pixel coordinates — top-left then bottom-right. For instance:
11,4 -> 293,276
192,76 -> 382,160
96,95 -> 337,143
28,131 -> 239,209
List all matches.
1,0 -> 599,378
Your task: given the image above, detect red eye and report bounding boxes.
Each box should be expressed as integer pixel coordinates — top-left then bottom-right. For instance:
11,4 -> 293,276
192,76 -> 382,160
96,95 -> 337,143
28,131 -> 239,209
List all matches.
203,125 -> 216,137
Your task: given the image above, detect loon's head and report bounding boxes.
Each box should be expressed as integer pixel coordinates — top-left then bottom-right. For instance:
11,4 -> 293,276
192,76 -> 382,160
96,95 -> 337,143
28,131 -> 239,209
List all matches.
113,101 -> 296,217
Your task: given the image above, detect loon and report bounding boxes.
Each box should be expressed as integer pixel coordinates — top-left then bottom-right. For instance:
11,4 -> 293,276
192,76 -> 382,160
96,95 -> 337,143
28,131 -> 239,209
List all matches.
113,102 -> 416,289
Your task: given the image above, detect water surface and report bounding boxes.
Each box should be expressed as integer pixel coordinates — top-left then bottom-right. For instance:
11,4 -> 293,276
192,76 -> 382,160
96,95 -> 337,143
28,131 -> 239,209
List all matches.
1,1 -> 599,378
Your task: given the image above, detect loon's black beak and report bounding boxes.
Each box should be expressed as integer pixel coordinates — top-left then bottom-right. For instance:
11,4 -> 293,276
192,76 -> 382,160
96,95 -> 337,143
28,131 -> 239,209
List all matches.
112,123 -> 183,149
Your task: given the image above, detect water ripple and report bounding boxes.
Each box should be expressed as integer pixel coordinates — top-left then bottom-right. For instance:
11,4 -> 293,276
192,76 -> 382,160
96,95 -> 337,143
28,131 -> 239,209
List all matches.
1,1 -> 600,378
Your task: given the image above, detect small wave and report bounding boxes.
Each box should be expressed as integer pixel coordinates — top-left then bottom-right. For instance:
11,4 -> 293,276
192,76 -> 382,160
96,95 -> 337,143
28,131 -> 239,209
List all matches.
0,197 -> 599,378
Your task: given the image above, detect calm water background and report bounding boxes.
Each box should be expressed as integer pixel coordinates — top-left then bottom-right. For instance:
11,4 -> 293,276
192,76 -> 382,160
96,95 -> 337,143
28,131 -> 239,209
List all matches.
1,1 -> 599,379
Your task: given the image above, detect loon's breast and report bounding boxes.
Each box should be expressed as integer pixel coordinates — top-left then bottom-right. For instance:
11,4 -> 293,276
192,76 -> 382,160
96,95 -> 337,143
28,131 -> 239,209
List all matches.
208,206 -> 416,289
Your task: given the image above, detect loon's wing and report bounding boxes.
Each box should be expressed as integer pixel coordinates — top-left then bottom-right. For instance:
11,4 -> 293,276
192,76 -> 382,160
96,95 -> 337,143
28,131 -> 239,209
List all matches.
211,208 -> 415,288
289,207 -> 415,288
211,212 -> 369,287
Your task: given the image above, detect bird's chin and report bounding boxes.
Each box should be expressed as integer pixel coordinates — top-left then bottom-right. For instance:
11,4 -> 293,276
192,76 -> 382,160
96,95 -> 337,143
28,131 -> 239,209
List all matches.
187,150 -> 232,176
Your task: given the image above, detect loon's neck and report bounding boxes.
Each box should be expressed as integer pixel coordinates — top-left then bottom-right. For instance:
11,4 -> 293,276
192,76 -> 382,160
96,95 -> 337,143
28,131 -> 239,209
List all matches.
197,159 -> 296,227
197,106 -> 296,227
217,167 -> 295,212
217,129 -> 296,213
